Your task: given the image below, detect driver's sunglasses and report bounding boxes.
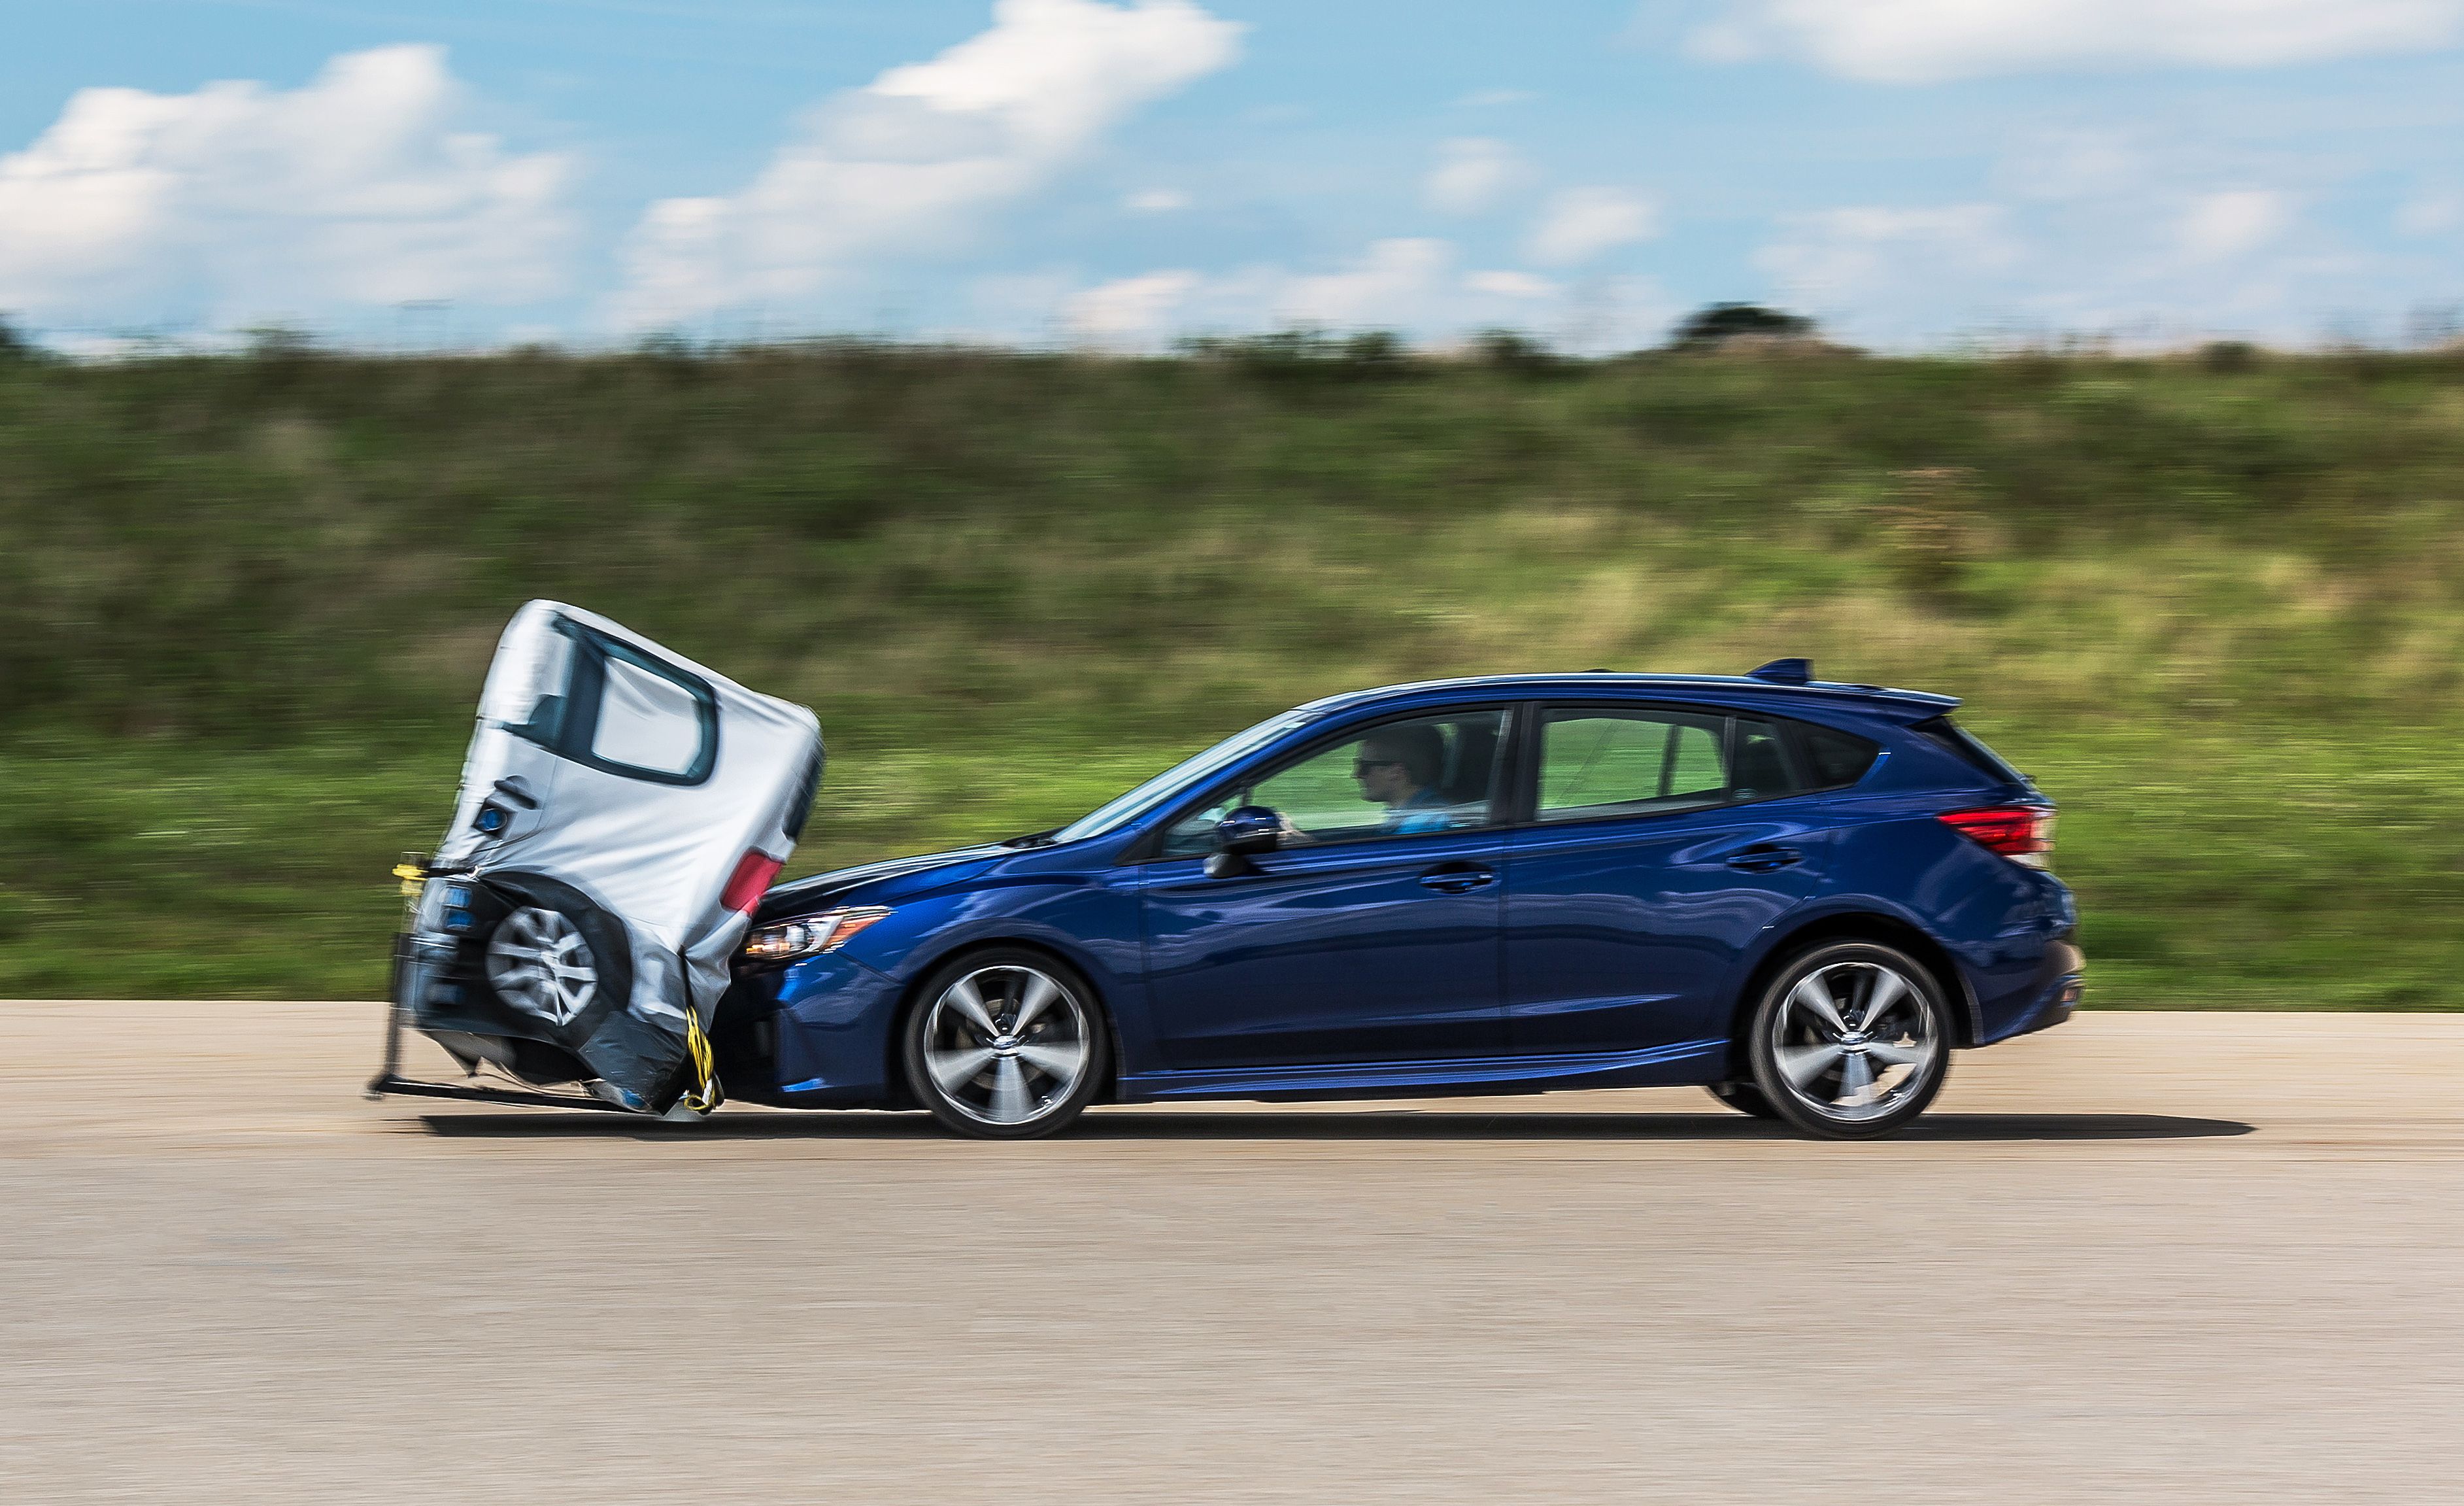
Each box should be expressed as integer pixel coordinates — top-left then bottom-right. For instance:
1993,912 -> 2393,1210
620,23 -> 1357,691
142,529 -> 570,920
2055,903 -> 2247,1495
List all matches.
1353,757 -> 1402,776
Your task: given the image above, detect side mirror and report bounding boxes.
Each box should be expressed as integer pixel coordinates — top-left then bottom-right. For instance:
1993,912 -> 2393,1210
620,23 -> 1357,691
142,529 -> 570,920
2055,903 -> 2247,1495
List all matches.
1204,805 -> 1282,878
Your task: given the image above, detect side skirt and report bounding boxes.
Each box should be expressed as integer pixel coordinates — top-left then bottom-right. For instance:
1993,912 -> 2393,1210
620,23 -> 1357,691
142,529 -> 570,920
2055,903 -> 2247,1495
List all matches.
1115,1038 -> 1730,1104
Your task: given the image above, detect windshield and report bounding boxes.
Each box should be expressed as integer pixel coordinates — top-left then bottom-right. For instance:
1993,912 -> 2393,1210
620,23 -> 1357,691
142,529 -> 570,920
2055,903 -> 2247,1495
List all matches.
1050,708 -> 1321,844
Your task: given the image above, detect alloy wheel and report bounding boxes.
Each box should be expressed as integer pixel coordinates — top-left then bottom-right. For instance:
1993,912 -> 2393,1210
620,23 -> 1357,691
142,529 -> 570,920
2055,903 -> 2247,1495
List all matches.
1766,959 -> 1942,1126
486,906 -> 599,1025
919,965 -> 1094,1128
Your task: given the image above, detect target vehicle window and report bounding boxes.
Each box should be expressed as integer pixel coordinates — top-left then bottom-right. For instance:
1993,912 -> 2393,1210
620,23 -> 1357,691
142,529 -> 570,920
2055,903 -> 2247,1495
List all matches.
1163,710 -> 1506,855
592,655 -> 707,778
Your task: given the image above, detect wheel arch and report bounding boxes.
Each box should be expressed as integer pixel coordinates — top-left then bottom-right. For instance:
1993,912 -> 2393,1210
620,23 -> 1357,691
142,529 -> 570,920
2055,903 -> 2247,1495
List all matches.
881,934 -> 1127,1108
1724,909 -> 1980,1070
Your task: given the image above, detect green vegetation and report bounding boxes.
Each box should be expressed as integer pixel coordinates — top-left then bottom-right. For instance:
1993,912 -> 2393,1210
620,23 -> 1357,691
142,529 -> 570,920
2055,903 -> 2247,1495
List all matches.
5,339 -> 2464,1005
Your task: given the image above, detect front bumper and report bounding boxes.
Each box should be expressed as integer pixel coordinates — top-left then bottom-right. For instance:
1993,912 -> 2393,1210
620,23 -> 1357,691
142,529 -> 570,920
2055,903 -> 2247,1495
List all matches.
716,950 -> 907,1107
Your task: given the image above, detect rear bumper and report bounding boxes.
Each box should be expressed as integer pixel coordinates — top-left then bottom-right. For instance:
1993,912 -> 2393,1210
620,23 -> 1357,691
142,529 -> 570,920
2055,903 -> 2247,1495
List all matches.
2006,970 -> 2084,1038
1974,931 -> 2084,1045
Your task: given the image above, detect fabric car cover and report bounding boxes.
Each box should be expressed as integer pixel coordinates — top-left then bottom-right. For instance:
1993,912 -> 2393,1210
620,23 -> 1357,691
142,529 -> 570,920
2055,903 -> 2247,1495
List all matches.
411,601 -> 822,1108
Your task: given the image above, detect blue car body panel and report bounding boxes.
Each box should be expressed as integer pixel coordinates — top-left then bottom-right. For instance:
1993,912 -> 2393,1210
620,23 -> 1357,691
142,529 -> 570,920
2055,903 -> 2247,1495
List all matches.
721,672 -> 2080,1110
1138,823 -> 1508,1069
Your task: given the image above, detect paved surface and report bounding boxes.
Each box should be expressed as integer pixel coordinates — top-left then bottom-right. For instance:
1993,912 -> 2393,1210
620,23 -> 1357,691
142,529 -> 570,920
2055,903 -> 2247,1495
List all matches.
3,1002 -> 2459,1505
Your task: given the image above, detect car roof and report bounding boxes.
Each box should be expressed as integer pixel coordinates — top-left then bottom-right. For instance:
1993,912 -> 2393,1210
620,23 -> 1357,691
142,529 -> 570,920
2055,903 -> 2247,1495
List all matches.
1298,672 -> 1961,725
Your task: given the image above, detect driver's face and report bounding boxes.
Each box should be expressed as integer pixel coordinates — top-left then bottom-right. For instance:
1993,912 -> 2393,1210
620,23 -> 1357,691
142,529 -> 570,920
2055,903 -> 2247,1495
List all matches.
1354,753 -> 1408,804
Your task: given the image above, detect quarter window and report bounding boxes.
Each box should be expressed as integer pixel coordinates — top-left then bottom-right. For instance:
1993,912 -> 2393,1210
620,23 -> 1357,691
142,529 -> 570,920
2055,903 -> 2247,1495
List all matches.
1797,723 -> 1882,790
1729,717 -> 1796,801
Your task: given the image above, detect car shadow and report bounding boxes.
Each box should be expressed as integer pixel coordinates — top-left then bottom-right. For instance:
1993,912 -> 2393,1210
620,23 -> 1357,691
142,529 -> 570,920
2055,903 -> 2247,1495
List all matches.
413,1109 -> 2255,1142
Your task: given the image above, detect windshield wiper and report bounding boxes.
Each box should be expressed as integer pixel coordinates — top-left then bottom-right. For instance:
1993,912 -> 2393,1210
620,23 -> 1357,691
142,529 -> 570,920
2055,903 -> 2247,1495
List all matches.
1000,827 -> 1062,849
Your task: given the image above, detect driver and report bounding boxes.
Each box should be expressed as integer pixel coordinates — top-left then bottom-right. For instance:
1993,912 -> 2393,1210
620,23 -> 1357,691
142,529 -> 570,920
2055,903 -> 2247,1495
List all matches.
1354,725 -> 1452,835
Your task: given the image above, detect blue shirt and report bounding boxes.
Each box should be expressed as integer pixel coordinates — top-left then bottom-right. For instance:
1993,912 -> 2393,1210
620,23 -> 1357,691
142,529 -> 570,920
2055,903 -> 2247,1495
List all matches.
1381,788 -> 1453,835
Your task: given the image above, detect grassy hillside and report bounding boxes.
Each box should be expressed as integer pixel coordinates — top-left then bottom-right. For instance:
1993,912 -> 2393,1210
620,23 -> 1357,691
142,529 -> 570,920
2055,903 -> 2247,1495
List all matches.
5,339 -> 2463,1005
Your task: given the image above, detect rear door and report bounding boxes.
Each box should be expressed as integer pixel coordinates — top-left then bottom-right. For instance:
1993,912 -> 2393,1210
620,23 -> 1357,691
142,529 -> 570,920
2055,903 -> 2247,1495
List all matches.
1502,705 -> 1832,1057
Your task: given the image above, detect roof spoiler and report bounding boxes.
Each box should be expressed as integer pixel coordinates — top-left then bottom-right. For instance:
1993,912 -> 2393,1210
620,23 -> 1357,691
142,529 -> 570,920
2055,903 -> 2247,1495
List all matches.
1744,657 -> 1961,720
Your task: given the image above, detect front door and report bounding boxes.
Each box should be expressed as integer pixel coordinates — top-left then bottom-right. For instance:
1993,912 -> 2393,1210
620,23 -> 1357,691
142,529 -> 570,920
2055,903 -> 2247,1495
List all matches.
1139,709 -> 1511,1071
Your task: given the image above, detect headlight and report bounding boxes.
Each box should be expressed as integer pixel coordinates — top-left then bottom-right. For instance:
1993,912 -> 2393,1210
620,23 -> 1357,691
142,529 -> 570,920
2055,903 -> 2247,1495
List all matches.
740,906 -> 892,963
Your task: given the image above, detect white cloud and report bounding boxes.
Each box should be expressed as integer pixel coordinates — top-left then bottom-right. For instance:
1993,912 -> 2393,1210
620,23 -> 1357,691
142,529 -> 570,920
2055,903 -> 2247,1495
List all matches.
1691,1 -> 2464,84
1757,203 -> 2021,312
1453,87 -> 1536,108
1751,133 -> 2406,346
0,45 -> 571,323
1274,237 -> 1457,326
1053,239 -> 1619,349
1065,267 -> 1201,343
1524,186 -> 1659,265
1123,188 -> 1190,212
1423,137 -> 1522,216
613,0 -> 1242,328
2395,189 -> 2461,235
1465,269 -> 1557,298
2176,188 -> 2293,260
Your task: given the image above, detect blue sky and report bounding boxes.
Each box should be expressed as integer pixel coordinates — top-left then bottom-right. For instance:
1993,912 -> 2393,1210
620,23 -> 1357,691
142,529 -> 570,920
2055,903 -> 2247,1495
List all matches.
4,0 -> 2461,349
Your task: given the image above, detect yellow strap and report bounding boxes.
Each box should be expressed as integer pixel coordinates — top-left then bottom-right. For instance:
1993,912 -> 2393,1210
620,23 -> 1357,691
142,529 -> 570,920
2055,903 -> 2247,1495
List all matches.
681,1008 -> 723,1116
393,863 -> 426,898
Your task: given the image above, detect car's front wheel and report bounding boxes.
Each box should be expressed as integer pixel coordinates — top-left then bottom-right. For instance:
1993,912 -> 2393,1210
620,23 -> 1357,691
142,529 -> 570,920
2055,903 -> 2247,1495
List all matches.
902,950 -> 1109,1139
1746,940 -> 1951,1139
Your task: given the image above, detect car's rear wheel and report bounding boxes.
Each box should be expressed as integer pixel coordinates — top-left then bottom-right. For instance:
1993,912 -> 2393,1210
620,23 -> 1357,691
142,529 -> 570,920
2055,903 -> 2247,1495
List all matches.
1704,1081 -> 1780,1118
902,950 -> 1109,1139
1746,940 -> 1950,1140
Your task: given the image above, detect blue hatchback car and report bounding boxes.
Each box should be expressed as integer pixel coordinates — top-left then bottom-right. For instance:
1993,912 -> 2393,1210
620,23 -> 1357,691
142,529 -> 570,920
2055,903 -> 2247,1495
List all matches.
718,660 -> 2082,1140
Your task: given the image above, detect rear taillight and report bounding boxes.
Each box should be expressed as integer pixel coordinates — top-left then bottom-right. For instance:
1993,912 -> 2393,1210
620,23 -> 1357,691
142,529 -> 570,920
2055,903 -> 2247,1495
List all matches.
721,849 -> 786,913
1938,806 -> 2055,869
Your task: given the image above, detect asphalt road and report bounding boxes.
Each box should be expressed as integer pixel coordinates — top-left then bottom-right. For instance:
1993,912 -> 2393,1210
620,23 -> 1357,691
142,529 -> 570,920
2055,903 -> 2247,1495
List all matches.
4,1001 -> 2459,1505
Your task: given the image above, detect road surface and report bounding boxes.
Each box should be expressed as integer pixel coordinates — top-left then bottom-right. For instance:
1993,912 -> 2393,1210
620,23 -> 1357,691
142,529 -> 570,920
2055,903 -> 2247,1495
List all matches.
4,1001 -> 2459,1504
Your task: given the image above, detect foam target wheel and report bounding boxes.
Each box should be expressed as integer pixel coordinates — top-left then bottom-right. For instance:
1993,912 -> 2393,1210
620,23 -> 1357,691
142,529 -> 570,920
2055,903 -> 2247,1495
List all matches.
476,876 -> 632,1043
902,949 -> 1109,1140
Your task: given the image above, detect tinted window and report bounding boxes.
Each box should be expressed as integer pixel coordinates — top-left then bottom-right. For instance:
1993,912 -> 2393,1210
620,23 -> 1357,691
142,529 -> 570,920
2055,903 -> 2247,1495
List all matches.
1729,717 -> 1797,801
1537,710 -> 1728,821
1796,723 -> 1880,790
1164,710 -> 1506,855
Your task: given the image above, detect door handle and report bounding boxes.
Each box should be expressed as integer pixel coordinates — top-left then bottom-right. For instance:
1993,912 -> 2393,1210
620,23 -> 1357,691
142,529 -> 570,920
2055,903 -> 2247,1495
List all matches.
1724,844 -> 1804,873
1418,864 -> 1497,893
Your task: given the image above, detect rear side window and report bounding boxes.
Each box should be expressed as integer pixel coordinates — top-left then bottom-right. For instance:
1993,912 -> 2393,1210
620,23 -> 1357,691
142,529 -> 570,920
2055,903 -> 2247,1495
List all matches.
1911,715 -> 2027,787
1538,710 -> 1729,821
1795,723 -> 1882,791
1535,707 -> 1882,821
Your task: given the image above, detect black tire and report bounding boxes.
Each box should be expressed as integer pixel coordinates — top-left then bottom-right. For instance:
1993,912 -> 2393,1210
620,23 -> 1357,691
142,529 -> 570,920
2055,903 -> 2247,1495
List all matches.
1746,940 -> 1951,1140
901,948 -> 1110,1140
454,874 -> 635,1081
1704,1081 -> 1781,1119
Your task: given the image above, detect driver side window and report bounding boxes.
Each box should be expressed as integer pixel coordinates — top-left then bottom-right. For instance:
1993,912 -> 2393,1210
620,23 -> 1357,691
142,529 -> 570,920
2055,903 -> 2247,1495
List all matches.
1163,710 -> 1508,856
